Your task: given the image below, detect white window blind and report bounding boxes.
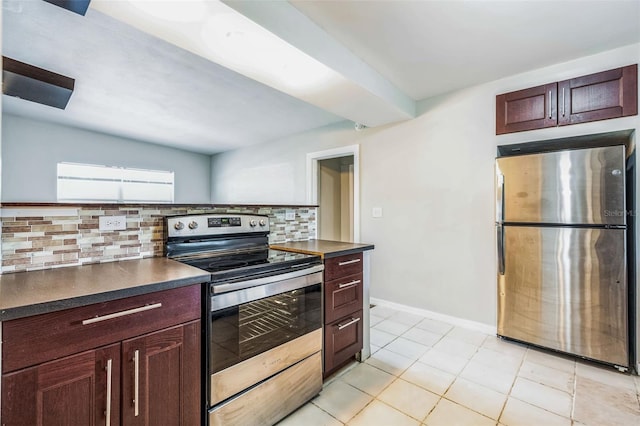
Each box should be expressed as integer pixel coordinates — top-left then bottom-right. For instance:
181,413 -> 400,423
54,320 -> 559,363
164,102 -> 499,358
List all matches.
57,162 -> 174,203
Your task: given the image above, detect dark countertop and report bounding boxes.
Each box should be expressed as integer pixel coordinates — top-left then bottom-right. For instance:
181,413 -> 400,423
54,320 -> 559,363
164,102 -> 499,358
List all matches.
0,258 -> 210,321
270,239 -> 374,259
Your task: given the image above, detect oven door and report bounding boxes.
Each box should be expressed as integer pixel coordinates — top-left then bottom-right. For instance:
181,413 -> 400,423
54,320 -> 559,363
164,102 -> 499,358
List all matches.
208,266 -> 323,406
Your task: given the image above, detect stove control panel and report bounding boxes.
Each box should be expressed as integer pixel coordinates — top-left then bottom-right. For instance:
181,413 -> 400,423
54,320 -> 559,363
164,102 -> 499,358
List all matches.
167,214 -> 270,238
209,217 -> 242,228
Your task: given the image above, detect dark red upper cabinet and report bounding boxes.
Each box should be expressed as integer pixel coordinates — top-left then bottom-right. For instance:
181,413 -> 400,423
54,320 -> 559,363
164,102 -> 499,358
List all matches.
558,64 -> 638,126
496,83 -> 557,134
496,64 -> 637,135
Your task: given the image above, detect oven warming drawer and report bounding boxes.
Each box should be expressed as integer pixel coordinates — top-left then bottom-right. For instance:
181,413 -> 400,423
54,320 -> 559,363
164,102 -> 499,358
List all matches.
209,351 -> 322,426
210,328 -> 322,405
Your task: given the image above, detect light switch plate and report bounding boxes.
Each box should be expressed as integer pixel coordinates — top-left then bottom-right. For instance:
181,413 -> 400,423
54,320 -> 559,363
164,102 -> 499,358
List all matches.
285,210 -> 296,221
99,215 -> 127,231
372,207 -> 383,218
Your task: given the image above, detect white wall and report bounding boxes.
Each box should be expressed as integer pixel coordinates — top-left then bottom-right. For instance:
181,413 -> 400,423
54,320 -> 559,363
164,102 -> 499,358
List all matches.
2,114 -> 211,203
211,43 -> 640,327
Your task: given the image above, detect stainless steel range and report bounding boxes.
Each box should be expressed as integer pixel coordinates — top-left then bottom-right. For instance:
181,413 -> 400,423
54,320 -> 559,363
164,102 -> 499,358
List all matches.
166,214 -> 323,426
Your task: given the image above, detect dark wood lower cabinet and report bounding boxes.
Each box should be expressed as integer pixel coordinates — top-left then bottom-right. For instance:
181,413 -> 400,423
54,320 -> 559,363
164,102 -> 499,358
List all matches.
322,252 -> 365,377
323,310 -> 363,376
1,344 -> 121,426
121,321 -> 200,426
1,285 -> 202,426
2,322 -> 199,426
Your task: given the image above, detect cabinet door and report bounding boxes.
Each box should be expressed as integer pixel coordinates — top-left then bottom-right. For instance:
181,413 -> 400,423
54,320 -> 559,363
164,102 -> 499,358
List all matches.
1,344 -> 121,426
121,320 -> 200,426
558,64 -> 638,126
496,83 -> 557,134
323,310 -> 363,377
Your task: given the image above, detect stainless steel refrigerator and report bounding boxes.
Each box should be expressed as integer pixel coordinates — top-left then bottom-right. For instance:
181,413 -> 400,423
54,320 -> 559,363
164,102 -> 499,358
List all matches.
496,145 -> 629,368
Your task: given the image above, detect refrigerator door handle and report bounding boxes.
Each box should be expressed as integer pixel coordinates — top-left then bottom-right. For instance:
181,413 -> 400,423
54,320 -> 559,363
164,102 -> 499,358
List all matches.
497,224 -> 505,275
496,173 -> 505,222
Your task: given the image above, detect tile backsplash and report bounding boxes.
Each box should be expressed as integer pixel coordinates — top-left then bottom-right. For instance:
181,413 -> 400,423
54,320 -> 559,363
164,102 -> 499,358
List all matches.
0,204 -> 317,274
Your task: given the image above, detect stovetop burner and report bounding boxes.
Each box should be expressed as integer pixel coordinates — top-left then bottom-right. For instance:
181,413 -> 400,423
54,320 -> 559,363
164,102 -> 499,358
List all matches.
177,248 -> 320,283
205,259 -> 252,271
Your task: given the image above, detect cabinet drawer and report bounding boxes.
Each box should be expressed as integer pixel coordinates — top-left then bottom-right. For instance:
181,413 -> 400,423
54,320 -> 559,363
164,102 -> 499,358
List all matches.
323,310 -> 363,376
2,285 -> 201,373
324,253 -> 363,281
324,273 -> 363,324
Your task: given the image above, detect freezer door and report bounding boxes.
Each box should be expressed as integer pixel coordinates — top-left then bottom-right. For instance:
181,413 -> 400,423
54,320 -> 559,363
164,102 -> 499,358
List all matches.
496,145 -> 626,225
497,226 -> 628,367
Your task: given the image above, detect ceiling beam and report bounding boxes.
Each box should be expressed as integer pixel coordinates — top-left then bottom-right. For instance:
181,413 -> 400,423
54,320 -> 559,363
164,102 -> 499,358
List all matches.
222,0 -> 416,125
91,0 -> 415,128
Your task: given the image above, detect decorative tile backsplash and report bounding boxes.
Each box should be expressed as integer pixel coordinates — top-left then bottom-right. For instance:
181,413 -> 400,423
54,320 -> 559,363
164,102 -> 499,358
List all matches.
0,204 -> 317,274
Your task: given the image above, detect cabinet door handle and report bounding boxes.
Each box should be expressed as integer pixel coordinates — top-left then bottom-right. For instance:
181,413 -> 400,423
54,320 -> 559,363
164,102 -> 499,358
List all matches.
133,349 -> 140,417
105,358 -> 113,426
338,258 -> 361,266
337,317 -> 361,330
338,279 -> 361,289
561,87 -> 565,117
548,90 -> 552,119
82,303 -> 162,325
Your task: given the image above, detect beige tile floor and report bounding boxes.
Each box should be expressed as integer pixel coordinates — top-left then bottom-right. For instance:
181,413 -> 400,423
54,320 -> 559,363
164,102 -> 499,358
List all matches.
278,305 -> 640,426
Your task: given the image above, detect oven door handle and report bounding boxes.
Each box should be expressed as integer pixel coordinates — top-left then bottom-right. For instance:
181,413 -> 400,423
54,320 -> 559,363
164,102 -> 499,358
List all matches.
212,264 -> 325,294
211,268 -> 324,311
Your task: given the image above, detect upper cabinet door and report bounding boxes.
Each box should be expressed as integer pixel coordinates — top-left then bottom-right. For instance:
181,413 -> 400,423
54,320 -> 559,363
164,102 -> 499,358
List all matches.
558,64 -> 638,126
496,83 -> 557,134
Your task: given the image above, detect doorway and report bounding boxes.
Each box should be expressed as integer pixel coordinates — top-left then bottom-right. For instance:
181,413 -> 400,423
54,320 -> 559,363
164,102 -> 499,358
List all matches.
318,156 -> 354,241
307,145 -> 360,242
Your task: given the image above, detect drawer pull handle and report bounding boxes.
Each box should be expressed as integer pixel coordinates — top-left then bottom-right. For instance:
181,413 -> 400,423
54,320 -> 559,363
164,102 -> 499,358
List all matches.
548,90 -> 552,119
134,349 -> 140,417
338,258 -> 361,266
82,303 -> 163,325
105,358 -> 113,426
338,280 -> 361,289
337,317 -> 361,330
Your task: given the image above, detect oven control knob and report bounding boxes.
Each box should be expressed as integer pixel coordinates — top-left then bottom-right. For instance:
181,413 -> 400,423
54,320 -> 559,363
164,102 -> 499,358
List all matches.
174,221 -> 185,230
249,219 -> 257,227
259,219 -> 266,227
188,221 -> 198,230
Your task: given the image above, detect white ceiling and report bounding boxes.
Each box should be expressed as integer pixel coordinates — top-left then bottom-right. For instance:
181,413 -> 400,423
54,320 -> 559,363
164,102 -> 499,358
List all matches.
2,0 -> 639,155
291,0 -> 640,100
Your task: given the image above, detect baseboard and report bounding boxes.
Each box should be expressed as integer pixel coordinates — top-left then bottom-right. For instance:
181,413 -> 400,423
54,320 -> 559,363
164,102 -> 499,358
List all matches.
370,297 -> 497,336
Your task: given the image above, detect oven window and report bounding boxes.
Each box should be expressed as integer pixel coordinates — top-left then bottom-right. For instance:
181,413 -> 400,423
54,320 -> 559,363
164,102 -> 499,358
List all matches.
210,283 -> 321,374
